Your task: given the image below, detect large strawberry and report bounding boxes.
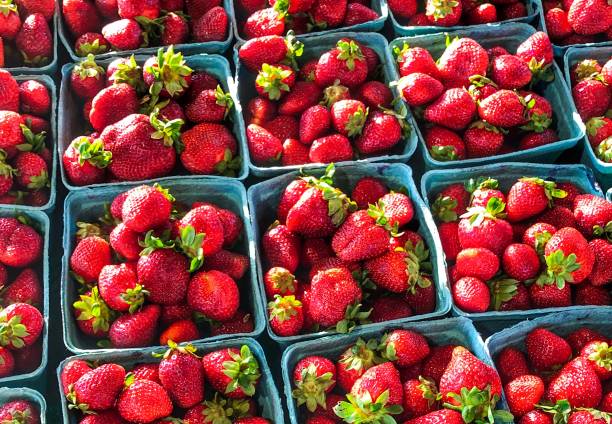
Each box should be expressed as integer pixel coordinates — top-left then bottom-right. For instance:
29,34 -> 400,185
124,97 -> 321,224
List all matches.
121,184 -> 173,233
67,363 -> 126,413
458,198 -> 513,256
314,39 -> 368,88
546,357 -> 602,408
506,178 -> 567,222
0,217 -> 42,268
331,209 -> 390,262
567,0 -> 611,35
188,270 -> 239,321
97,263 -> 145,313
158,342 -> 205,408
525,328 -> 572,371
16,13 -> 52,65
573,194 -> 612,238
108,304 -> 161,348
293,356 -> 336,412
262,222 -> 300,273
437,37 -> 488,88
89,83 -> 140,132
117,378 -> 173,422
178,204 -> 225,257
2,268 -> 42,308
202,345 -> 261,398
478,90 -> 527,128
425,88 -> 476,131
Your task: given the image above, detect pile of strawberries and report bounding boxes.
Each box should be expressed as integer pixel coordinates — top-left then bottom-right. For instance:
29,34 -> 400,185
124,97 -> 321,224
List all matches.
68,183 -> 254,349
494,325 -> 611,422
239,35 -> 408,168
0,398 -> 40,422
62,47 -> 241,186
430,175 -> 611,313
0,215 -> 45,379
0,70 -> 52,207
0,0 -> 53,68
259,165 -> 436,338
236,0 -> 380,39
543,0 -> 611,46
61,343 -> 272,423
62,0 -> 228,57
569,57 -> 612,164
290,328 -> 512,423
388,0 -> 528,28
395,31 -> 563,162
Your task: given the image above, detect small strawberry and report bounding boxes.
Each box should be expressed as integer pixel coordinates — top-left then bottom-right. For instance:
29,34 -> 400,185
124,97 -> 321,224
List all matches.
395,44 -> 440,78
529,281 -> 571,308
502,243 -> 541,280
246,124 -> 282,165
98,263 -> 146,313
71,54 -> 106,99
309,134 -> 353,163
262,222 -> 300,273
356,81 -> 393,109
425,88 -> 476,131
505,375 -> 545,417
293,356 -> 336,412
109,304 -> 160,348
452,276 -> 490,312
264,267 -> 297,298
160,12 -> 189,45
355,109 -> 403,155
335,338 -> 380,392
19,80 -> 50,117
185,85 -> 233,123
63,136 -> 111,186
277,179 -> 309,223
180,123 -> 239,176
268,294 -> 304,336
491,54 -> 532,89
299,105 -> 331,145
455,247 -> 499,281
204,250 -> 249,280
572,78 -> 611,121
2,268 -> 42,308
187,270 -> 239,321
69,235 -> 111,283
402,377 -> 440,418
202,345 -> 261,398
466,2 -> 497,23
102,18 -> 142,51
238,35 -> 293,72
315,39 -> 368,88
255,64 -> 295,101
16,13 -> 52,65
458,198 -> 514,256
117,379 -> 173,422
516,31 -> 553,75
68,363 -> 126,413
538,227 -> 595,287
379,329 -> 430,367
278,81 -> 322,115
73,288 -> 112,338
14,152 -> 48,190
311,0 -> 348,28
159,319 -> 199,345
495,347 -> 530,384
74,32 -> 110,57
0,0 -> 21,40
351,177 -> 388,210
309,267 -> 363,329
158,342 -> 205,408
398,73 -> 444,107
244,7 -> 284,39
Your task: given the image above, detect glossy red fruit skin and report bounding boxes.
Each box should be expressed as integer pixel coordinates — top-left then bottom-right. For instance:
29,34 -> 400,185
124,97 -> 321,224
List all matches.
546,357 -> 602,408
495,347 -> 530,384
455,248 -> 499,281
502,243 -> 540,280
158,349 -> 205,408
452,276 -> 490,312
525,328 -> 572,371
187,270 -> 239,322
109,304 -> 161,348
262,223 -> 301,273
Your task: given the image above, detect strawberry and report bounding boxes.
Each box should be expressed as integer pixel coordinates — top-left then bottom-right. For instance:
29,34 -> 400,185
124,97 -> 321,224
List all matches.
202,345 -> 261,398
138,248 -> 190,305
187,270 -> 239,321
117,379 -> 173,422
388,0 -> 417,18
539,227 -> 595,286
75,33 -> 111,57
506,178 -> 565,222
61,359 -> 92,395
262,222 -> 300,273
588,239 -> 612,286
247,96 -> 277,125
293,356 -> 336,412
244,8 -> 284,39
529,281 -> 571,307
299,105 -> 330,145
73,288 -> 112,338
278,81 -> 322,115
158,342 -> 205,408
96,263 -> 143,313
519,411 -> 554,424
437,38 -> 488,88
18,80 -> 49,116
464,121 -> 504,158
255,64 -> 295,101
0,399 -> 40,423
574,282 -> 610,305
268,294 -> 304,336
432,184 -> 470,223
545,8 -> 573,41
573,194 -> 612,237
101,18 -> 142,51
143,47 -> 192,99
332,208 -> 392,262
478,89 -> 527,127
89,83 -> 139,132
180,123 -> 239,176
238,35 -> 291,72
203,250 -> 248,280
210,310 -> 254,336
505,375 -> 545,417
2,268 -> 41,307
331,99 -> 367,137
586,117 -> 612,149
13,152 -> 48,190
246,124 -> 282,165
277,179 -> 309,223
519,129 -> 558,150
495,347 -> 530,384
0,1 -> 21,40
380,329 -> 430,367
395,45 -> 440,78
502,243 -> 540,280
160,12 -> 189,45
336,338 -> 380,392
282,138 -> 309,166
571,59 -> 602,85
424,88 -> 476,131
491,54 -> 532,89
567,0 -> 611,35
364,241 -> 429,293
312,0 -> 348,27
309,134 -> 353,163
452,276 -> 490,312
185,85 -> 233,123
309,267 -> 362,328
356,81 -> 393,109
0,302 -> 42,350
572,79 -> 610,121
0,71 -> 19,112
108,222 -> 141,261
455,247 -> 499,281
516,31 -> 553,70
117,0 -> 160,19
192,6 -> 228,42
402,377 -> 440,418
355,109 -> 403,155
404,409 -> 464,424
109,304 -> 160,348
69,235 -> 111,283
425,0 -> 462,25
16,13 -> 52,65
301,238 -> 333,267
63,136 -> 112,186
567,327 -> 606,354
264,267 -> 297,298
525,327 -> 572,370
547,357 -> 602,408
315,40 -> 368,88
458,198 -> 513,256
79,411 -> 125,424
71,55 -> 106,100
63,0 -> 102,37
68,363 -> 126,413
398,73 -> 444,107
351,177 -> 388,210
370,297 -> 413,322
264,115 -> 299,141
467,3 -> 497,23
159,319 -> 199,345
121,184 -> 172,232
581,340 -> 612,380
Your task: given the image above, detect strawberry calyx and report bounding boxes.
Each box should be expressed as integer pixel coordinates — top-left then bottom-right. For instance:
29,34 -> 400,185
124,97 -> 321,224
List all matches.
256,64 -> 293,101
269,268 -> 297,294
430,145 -> 460,162
302,164 -> 357,227
586,117 -> 609,138
404,240 -> 433,292
418,376 -> 441,405
0,0 -> 17,17
335,302 -> 371,334
146,46 -> 193,99
0,152 -> 15,179
268,294 -> 301,322
150,110 -> 184,148
334,390 -> 403,424
0,315 -> 29,349
18,125 -> 47,155
76,38 -> 109,57
536,399 -> 572,423
519,177 -> 567,206
345,106 -> 369,138
489,277 -> 519,311
323,82 -> 350,107
379,332 -> 399,362
214,149 -> 242,177
293,363 -> 336,412
112,55 -> 147,94
574,60 -> 602,82
199,393 -> 234,424
73,287 -> 113,335
214,85 -> 234,118
3,408 -> 33,422
340,337 -> 382,373
282,31 -> 304,71
432,195 -> 459,222
465,177 -> 499,196
592,220 -> 612,241
469,75 -> 498,90
272,0 -> 289,17
368,201 -> 401,236
135,15 -> 164,48
73,136 -> 112,169
74,54 -> 105,81
596,137 -> 612,163
469,120 -> 505,135
156,340 -> 200,359
176,225 -> 205,272
426,0 -> 460,20
222,344 -> 261,397
526,57 -> 555,85
120,284 -> 149,314
587,341 -> 612,371
536,250 -> 580,289
534,230 -> 553,257
461,197 -> 507,226
66,385 -> 93,415
335,40 -> 365,72
27,169 -> 49,190
444,386 -> 513,424
351,269 -> 378,299
139,229 -> 176,256
75,221 -> 105,240
21,52 -> 49,66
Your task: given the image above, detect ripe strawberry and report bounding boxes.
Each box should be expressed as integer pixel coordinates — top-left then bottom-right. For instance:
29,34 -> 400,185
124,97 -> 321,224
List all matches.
14,152 -> 48,190
264,267 -> 297,298
278,81 -> 322,115
519,129 -> 558,150
437,38 -> 488,88
526,327 -> 572,371
478,89 -> 527,127
2,268 -> 41,308
277,179 -> 309,223
567,0 -> 611,35
505,375 -> 545,417
581,340 -> 612,380
0,1 -> 21,40
588,239 -> 612,286
507,178 -> 564,222
73,288 -> 112,338
247,96 -> 277,126
210,310 -> 254,336
458,199 -> 514,256
455,247 -> 499,281
202,345 -> 261,398
309,134 -> 353,163
75,32 -> 111,56
158,342 -> 205,408
69,235 -> 111,283
61,359 -> 92,395
464,121 -> 504,158
203,249 -> 248,280
516,31 -> 553,68
79,410 -> 125,424
299,105 -> 330,145
380,329 -> 430,367
180,123 -> 238,176
540,227 -> 595,286
309,267 -> 362,328
395,45 -> 440,78
102,18 -> 142,51
388,0 -> 416,17
425,88 -> 476,130
501,243 -> 540,281
255,64 -> 295,101
160,304 -> 192,328
0,302 -> 42,350
268,294 -> 304,336
159,12 -> 189,45
432,183 -> 470,223
262,222 -> 300,273
573,194 -> 612,237
117,0 -> 160,19
572,79 -> 610,120
404,409 -> 464,424
545,8 -> 573,41
97,263 -> 143,313
63,136 -> 111,186
574,281 -> 610,305
71,55 -> 106,100
238,35 -> 290,72
121,184 -> 172,232
491,54 -> 532,89
425,0 -> 462,25
19,80 -> 49,117
301,238 -> 333,268
109,304 -> 160,347
586,117 -> 612,149
529,281 -> 571,307
350,177 -> 388,210
370,297 -> 413,323
330,99 -> 367,137
332,208 -> 392,261
356,81 -> 393,109
159,319 -> 199,345
453,276 -> 490,312
0,71 -> 19,112
398,73 -> 444,107
187,270 -> 239,321
69,363 -> 126,412
138,248 -> 190,305
185,85 -> 233,123
89,83 -> 139,132
519,411 -> 554,424
293,356 -> 336,412
312,0 -> 348,28
264,114 -> 299,141
246,124 -> 282,165
0,112 -> 25,150
117,379 -> 173,422
567,327 -> 606,354
495,347 -> 530,384
244,7 -> 284,39
547,357 -> 602,408
282,138 -> 309,166
467,2 -> 497,23
16,13 -> 52,65
315,40 -> 368,88
335,338 -> 379,392
192,6 -> 228,42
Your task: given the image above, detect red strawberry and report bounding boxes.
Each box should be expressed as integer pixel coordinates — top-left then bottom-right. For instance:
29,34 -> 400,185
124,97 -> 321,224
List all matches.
89,83 -> 139,132
404,409 -> 464,424
79,411 -> 125,424
180,123 -> 238,175
61,359 -> 92,395
244,8 -> 284,39
529,281 -> 571,307
299,105 -> 331,145
519,411 -> 554,424
185,86 -> 233,123
355,109 -> 403,155
13,152 -> 47,190
525,327 -> 572,371
138,248 -> 190,305
464,121 -> 504,158
351,177 -> 388,210
0,302 -> 42,349
315,40 -> 368,88
356,81 -> 392,109
458,199 -> 514,256
309,267 -> 362,328
0,112 -> 25,151
264,267 -> 297,298
75,32 -> 111,56
97,263 -> 144,313
567,0 -> 611,35
455,247 -> 499,281
63,136 -> 111,186
506,178 -> 564,222
567,327 -> 606,354
502,243 -> 540,280
281,138 -> 308,166
478,89 -> 527,127
437,37 -> 488,88
277,179 -> 309,223
203,250 -> 248,280
0,1 -> 21,40
268,294 -> 304,336
398,73 -> 444,107
238,35 -> 290,72
102,18 -> 142,51
581,340 -> 612,380
331,208 -> 391,262
586,117 -> 612,149
301,238 -> 333,268
519,129 -> 558,150
2,268 -> 41,307
246,123 -> 282,165
491,54 -> 532,89
572,79 -> 610,121
109,223 -> 141,261
279,81 -> 322,115
0,71 -> 19,112
331,99 -> 367,137
159,319 -> 199,345
425,0 -> 461,25
121,184 -> 172,232
395,45 -> 440,78
335,338 -> 379,392
547,357 -> 602,408
255,64 -> 295,101
192,6 -> 228,42
69,363 -> 126,412
573,194 -> 612,237
247,96 -> 277,126
466,2 -> 497,23
264,114 -> 299,141
370,297 -> 412,323
293,356 -> 336,412
160,12 -> 189,45
588,239 -> 612,286
262,222 -> 300,273
452,276 -> 490,312
309,134 -> 353,163
432,183 -> 470,223
574,282 -> 610,305
202,345 -> 261,398
117,379 -> 173,422
62,0 -> 101,37
539,227 -> 595,286
109,304 -> 161,347
71,55 -> 106,100
117,0 -> 160,19
19,80 -> 50,116
424,88 -> 476,131
187,270 -> 239,321
69,235 -> 111,283
73,288 -> 111,338
495,347 -> 530,384
311,0 -> 348,27
545,8 -> 573,41
380,329 -> 430,367
210,310 -> 254,336
505,375 -> 545,417
16,13 -> 52,65
158,342 -> 205,408
516,31 -> 553,69
388,0 -> 417,17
